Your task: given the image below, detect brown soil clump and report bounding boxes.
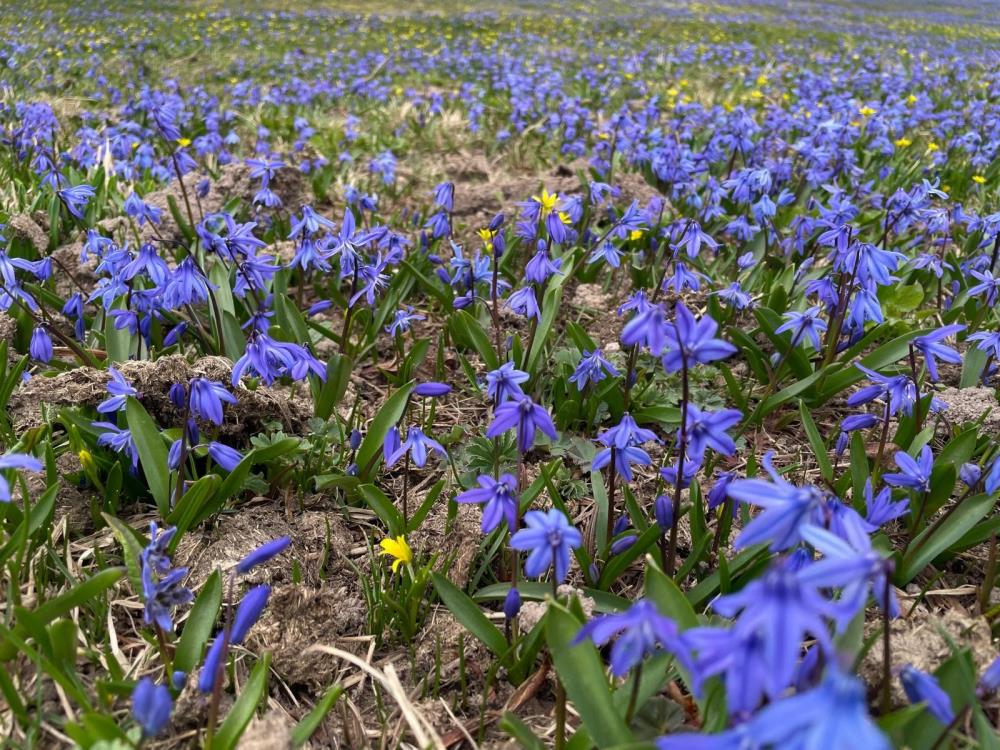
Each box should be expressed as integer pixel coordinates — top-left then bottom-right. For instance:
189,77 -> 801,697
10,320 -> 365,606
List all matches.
9,354 -> 311,440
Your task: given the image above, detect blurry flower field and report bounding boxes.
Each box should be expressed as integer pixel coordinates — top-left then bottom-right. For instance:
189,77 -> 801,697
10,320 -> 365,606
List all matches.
1,0 -> 1000,747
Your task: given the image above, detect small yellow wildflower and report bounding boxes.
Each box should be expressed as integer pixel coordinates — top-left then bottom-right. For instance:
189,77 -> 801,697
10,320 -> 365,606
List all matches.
907,94 -> 918,105
78,449 -> 96,474
973,175 -> 987,184
894,137 -> 912,148
629,229 -> 644,241
859,106 -> 877,117
926,142 -> 939,152
379,535 -> 412,573
176,138 -> 191,147
532,188 -> 559,219
756,74 -> 768,86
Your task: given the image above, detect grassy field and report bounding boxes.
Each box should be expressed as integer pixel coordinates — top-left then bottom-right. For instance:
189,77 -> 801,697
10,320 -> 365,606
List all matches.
0,1 -> 999,748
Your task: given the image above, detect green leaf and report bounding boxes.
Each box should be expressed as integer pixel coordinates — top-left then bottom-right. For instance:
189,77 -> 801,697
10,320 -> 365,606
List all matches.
358,484 -> 404,536
104,300 -> 133,362
125,397 -> 170,516
291,684 -> 343,747
356,382 -> 414,480
431,572 -> 507,657
897,493 -> 998,583
213,652 -> 271,750
102,514 -> 146,595
33,568 -> 125,626
527,282 -> 565,374
643,557 -> 697,629
174,570 -> 222,675
799,400 -> 833,481
546,603 -> 632,747
315,354 -> 353,420
0,483 -> 56,568
167,475 -> 222,546
500,712 -> 546,750
448,310 -> 499,370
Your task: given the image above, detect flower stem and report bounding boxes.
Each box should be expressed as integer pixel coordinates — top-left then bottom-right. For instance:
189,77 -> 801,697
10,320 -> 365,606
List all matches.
665,354 -> 689,577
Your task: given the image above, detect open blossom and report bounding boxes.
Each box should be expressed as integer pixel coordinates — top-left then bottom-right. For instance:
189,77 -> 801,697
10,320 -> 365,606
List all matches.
486,395 -> 557,453
509,509 -> 582,583
455,473 -> 519,533
727,451 -> 826,551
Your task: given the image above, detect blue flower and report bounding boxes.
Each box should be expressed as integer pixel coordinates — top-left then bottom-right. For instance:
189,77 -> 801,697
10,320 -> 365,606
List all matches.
776,306 -> 828,350
506,286 -> 541,320
748,668 -> 889,750
58,184 -> 95,220
621,300 -> 669,355
846,364 -> 916,416
386,426 -> 447,468
141,564 -> 193,632
487,395 -> 558,453
569,349 -> 620,390
385,307 -> 426,336
132,678 -> 172,737
864,479 -> 909,527
711,561 -> 835,701
189,378 -> 237,425
29,327 -> 52,363
900,665 -> 954,724
413,382 -> 452,397
455,473 -> 519,533
93,422 -> 139,469
661,303 -> 736,372
727,452 -> 825,551
574,599 -> 693,678
683,404 -> 742,461
684,625 -> 771,718
884,445 -> 934,493
236,537 -> 291,574
485,363 -> 529,402
799,524 -> 898,625
163,258 -> 215,310
913,324 -> 964,382
206,442 -> 243,472
97,367 -> 139,414
509,509 -> 582,583
0,453 -> 43,502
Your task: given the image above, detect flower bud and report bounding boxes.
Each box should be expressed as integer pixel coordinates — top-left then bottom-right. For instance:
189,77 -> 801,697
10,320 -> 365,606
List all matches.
349,429 -> 362,451
960,462 -> 981,488
169,382 -> 187,409
654,494 -> 674,531
503,587 -> 521,620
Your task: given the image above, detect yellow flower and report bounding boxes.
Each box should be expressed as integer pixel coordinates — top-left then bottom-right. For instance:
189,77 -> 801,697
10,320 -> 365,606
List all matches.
78,449 -> 96,473
907,93 -> 918,105
894,137 -> 912,147
973,175 -> 987,184
176,138 -> 191,147
859,106 -> 877,117
532,188 -> 559,219
379,535 -> 412,573
629,229 -> 644,241
756,74 -> 768,86
926,142 -> 939,152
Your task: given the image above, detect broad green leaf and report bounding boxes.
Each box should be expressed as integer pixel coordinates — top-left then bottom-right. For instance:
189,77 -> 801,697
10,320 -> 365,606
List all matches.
213,652 -> 271,750
125,397 -> 170,515
799,400 -> 832,481
897,493 -> 998,583
174,569 -> 222,675
358,483 -> 404,536
448,310 -> 499,370
547,603 -> 632,746
356,382 -> 414,480
291,684 -> 343,747
431,572 -> 507,657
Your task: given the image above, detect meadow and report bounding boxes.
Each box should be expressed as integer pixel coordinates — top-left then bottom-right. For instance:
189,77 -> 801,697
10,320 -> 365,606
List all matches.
1,0 -> 1000,747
